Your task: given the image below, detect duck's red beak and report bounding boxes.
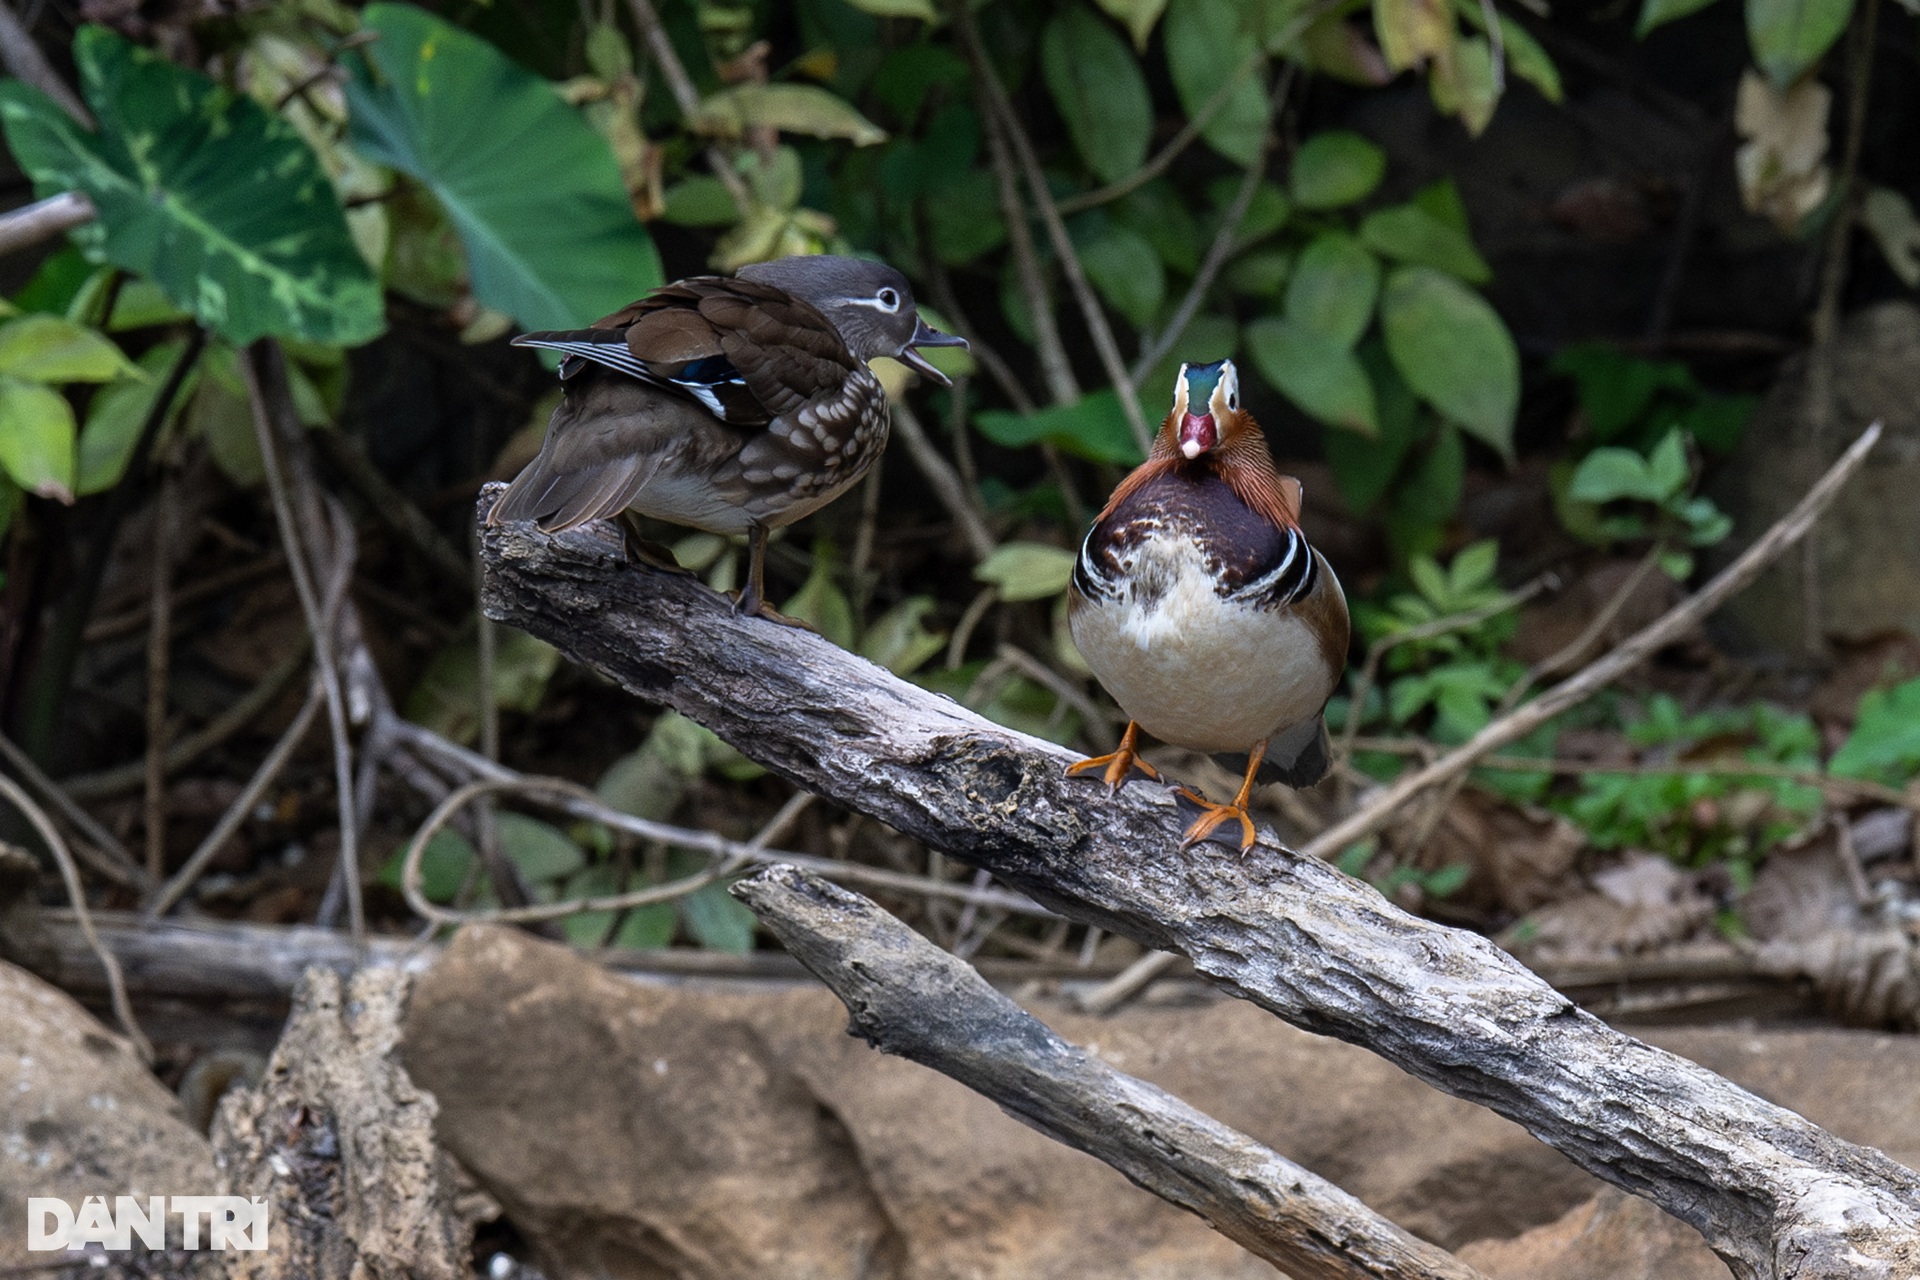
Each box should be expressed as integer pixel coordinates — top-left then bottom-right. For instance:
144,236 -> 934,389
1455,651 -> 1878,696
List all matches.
1178,412 -> 1216,459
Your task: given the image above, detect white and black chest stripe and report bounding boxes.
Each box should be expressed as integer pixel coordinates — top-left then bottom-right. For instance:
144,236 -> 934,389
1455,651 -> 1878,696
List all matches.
1073,467 -> 1317,611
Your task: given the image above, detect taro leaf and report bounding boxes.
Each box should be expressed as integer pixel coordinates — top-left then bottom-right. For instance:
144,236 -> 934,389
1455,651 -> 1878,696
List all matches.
976,542 -> 1077,602
78,337 -> 200,495
696,84 -> 886,146
1043,4 -> 1153,184
1747,0 -> 1854,87
1283,231 -> 1379,347
0,314 -> 138,383
1359,203 -> 1491,283
1637,0 -> 1724,31
1288,131 -> 1386,209
0,28 -> 383,346
1166,0 -> 1269,166
1379,266 -> 1516,459
1245,316 -> 1378,434
347,3 -> 663,333
0,375 -> 77,501
975,388 -> 1143,465
1075,220 -> 1165,328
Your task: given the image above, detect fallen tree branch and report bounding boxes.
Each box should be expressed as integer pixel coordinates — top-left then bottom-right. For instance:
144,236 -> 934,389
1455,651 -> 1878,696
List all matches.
478,471 -> 1920,1280
733,864 -> 1487,1280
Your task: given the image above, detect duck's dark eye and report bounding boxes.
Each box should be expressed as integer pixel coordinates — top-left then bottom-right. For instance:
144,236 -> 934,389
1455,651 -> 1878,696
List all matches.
877,288 -> 901,311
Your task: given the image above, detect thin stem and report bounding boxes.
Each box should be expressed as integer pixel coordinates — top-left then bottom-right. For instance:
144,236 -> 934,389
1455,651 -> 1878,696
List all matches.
142,463 -> 177,882
622,0 -> 753,214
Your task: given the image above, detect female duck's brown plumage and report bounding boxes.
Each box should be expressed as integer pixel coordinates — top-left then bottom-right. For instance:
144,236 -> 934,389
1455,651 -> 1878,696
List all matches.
1067,359 -> 1349,850
487,254 -> 966,621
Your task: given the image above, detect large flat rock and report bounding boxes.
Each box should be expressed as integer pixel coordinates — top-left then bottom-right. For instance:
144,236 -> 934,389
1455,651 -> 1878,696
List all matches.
0,960 -> 217,1268
403,925 -> 1920,1280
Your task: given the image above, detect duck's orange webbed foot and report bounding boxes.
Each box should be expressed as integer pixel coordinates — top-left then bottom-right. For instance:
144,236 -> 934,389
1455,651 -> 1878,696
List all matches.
1175,737 -> 1269,852
1174,789 -> 1257,851
1065,721 -> 1162,796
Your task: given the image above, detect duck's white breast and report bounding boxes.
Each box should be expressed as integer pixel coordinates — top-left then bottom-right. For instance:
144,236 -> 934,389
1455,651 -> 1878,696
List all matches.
1071,534 -> 1330,753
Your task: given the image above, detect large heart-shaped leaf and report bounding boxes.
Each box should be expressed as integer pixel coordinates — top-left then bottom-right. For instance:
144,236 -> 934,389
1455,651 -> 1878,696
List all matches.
347,3 -> 663,332
1380,266 -> 1517,459
1043,3 -> 1153,183
0,28 -> 384,346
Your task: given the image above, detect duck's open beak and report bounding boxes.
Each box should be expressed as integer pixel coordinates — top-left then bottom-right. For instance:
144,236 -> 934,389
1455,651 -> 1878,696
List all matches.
898,318 -> 969,387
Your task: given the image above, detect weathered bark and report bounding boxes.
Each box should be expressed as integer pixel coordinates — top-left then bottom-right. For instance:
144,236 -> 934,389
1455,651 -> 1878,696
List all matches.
733,864 -> 1489,1280
210,967 -> 476,1280
479,500 -> 1920,1280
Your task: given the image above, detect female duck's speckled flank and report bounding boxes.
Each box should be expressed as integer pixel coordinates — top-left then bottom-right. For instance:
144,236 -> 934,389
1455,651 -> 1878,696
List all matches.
1068,358 -> 1350,850
488,254 -> 966,624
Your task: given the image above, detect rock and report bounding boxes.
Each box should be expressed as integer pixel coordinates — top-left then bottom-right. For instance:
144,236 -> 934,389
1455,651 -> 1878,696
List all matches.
0,959 -> 217,1269
1459,1189 -> 1730,1280
1709,300 -> 1920,655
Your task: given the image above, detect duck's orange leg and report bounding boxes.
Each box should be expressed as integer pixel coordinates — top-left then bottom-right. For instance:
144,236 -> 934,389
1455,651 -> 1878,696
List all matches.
1176,739 -> 1267,851
1065,721 -> 1162,795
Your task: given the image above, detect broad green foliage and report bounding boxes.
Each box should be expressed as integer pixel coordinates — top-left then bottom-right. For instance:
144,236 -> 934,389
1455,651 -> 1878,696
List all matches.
347,3 -> 663,332
0,28 -> 383,345
1288,132 -> 1386,210
1165,0 -> 1269,165
975,389 -> 1143,465
1829,678 -> 1920,784
0,311 -> 140,505
1042,4 -> 1152,184
1245,318 -> 1377,434
1746,0 -> 1855,86
1380,266 -> 1518,460
976,542 -> 1077,602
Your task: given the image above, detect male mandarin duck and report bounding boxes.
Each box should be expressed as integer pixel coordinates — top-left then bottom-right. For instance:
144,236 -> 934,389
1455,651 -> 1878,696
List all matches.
1067,358 -> 1350,850
488,255 -> 966,622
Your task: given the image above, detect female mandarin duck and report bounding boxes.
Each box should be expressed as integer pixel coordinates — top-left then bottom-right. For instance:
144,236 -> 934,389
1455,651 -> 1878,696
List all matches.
488,255 -> 966,622
1067,359 -> 1349,850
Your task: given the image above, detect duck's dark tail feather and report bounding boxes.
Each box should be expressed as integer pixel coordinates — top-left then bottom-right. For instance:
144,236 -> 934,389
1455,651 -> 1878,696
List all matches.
1214,714 -> 1330,790
487,452 -> 655,533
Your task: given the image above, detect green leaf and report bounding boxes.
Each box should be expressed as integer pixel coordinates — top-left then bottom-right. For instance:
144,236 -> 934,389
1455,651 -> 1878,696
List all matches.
681,874 -> 757,953
1646,428 -> 1689,499
495,812 -> 585,882
1428,34 -> 1500,136
1414,177 -> 1471,233
861,596 -> 946,676
1568,447 -> 1660,503
1448,539 -> 1499,594
1166,0 -> 1269,166
781,551 -> 857,649
1324,342 -> 1420,510
1379,266 -> 1517,459
1288,130 -> 1386,209
1637,0 -> 1724,34
975,388 -> 1143,465
347,3 -> 663,332
380,829 -> 475,903
77,337 -> 199,495
976,541 -> 1076,602
1226,247 -> 1293,295
0,28 -> 382,346
0,314 -> 137,383
660,176 -> 741,227
1358,203 -> 1491,283
1245,317 -> 1378,434
1830,677 -> 1920,783
1493,16 -> 1562,101
1746,0 -> 1854,87
403,627 -> 562,746
1043,4 -> 1153,184
0,374 -> 76,501
1283,231 -> 1380,347
696,84 -> 887,146
1096,0 -> 1172,47
1550,343 -> 1694,440
839,0 -> 938,18
1075,221 -> 1164,328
